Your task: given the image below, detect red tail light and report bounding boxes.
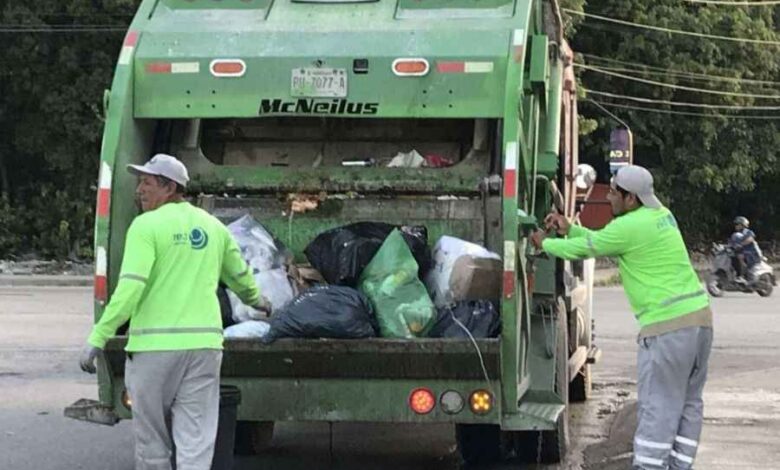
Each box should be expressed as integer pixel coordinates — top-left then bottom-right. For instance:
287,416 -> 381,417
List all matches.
392,58 -> 429,76
409,388 -> 435,415
210,59 -> 246,77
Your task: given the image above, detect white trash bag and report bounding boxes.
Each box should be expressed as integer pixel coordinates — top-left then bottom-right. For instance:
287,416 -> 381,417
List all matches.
226,215 -> 295,322
224,320 -> 271,339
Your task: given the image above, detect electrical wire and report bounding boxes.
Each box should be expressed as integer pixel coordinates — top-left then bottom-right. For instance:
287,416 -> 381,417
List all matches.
586,90 -> 780,110
577,64 -> 780,99
562,8 -> 780,46
683,0 -> 780,5
578,57 -> 780,87
450,311 -> 494,397
586,99 -> 780,119
0,27 -> 126,33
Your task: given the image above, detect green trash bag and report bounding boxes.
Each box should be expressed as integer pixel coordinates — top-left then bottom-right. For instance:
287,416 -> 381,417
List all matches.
358,229 -> 436,338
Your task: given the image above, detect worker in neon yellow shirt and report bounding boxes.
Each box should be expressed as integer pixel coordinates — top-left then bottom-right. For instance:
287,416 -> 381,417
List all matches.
79,153 -> 270,470
530,165 -> 712,470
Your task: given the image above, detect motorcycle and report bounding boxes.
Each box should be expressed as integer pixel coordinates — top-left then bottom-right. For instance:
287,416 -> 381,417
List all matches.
706,243 -> 775,297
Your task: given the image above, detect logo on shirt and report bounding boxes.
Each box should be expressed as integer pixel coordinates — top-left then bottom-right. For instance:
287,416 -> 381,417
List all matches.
189,227 -> 209,250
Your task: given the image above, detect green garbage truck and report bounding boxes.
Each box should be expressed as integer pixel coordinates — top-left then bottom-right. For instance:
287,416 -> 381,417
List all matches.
66,0 -> 600,464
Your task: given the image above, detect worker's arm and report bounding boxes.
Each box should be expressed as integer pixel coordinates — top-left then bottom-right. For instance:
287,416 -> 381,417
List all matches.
220,233 -> 261,308
87,219 -> 155,349
542,218 -> 630,261
567,224 -> 593,239
741,229 -> 756,246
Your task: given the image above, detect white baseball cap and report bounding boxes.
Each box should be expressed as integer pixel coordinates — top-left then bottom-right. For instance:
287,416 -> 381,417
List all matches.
127,153 -> 189,187
612,165 -> 662,209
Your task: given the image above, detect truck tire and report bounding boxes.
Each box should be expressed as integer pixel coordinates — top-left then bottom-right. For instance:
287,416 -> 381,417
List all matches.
569,306 -> 592,403
569,364 -> 592,402
234,420 -> 274,455
516,302 -> 570,463
455,424 -> 514,465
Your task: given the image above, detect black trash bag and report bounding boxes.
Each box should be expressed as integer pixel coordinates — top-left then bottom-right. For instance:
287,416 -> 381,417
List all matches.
217,284 -> 235,328
304,222 -> 431,286
427,300 -> 501,338
262,285 -> 379,343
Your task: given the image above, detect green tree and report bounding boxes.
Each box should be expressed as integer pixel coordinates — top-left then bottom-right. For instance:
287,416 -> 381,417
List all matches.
567,1 -> 780,246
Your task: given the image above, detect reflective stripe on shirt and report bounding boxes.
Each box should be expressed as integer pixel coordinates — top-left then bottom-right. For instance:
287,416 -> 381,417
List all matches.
129,327 -> 223,336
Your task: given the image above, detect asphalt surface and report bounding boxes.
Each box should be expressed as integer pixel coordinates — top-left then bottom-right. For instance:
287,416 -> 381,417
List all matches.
0,285 -> 778,470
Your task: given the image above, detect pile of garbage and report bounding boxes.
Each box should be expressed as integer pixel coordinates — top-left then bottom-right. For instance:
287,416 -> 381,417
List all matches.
220,215 -> 502,342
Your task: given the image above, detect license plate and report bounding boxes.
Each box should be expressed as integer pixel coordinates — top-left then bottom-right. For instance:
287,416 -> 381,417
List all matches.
291,68 -> 348,98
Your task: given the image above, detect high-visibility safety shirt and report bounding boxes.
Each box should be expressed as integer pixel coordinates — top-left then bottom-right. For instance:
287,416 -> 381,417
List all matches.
88,202 -> 260,352
542,206 -> 709,329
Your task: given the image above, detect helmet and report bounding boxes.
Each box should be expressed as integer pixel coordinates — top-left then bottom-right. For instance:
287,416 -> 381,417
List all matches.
733,216 -> 749,227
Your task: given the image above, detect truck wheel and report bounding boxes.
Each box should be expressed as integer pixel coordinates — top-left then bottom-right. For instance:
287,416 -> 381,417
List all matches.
542,306 -> 570,462
234,420 -> 274,455
569,364 -> 591,402
516,302 -> 571,463
569,306 -> 592,403
455,424 -> 514,465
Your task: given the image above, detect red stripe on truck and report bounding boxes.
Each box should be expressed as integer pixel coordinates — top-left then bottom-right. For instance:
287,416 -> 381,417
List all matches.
503,169 -> 517,198
146,62 -> 172,74
96,188 -> 110,218
503,271 -> 515,298
436,61 -> 465,73
94,275 -> 107,302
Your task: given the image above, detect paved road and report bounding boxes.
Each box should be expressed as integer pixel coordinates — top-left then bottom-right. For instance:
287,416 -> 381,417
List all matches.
0,286 -> 778,469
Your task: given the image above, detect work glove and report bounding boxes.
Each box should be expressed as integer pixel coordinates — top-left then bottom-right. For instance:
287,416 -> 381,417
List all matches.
253,295 -> 273,317
79,344 -> 102,374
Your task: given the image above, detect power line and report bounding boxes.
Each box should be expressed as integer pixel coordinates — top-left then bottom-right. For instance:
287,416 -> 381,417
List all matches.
581,63 -> 780,88
580,55 -> 780,87
683,0 -> 780,5
577,64 -> 780,99
0,27 -> 126,33
587,90 -> 780,110
562,8 -> 780,46
586,100 -> 780,119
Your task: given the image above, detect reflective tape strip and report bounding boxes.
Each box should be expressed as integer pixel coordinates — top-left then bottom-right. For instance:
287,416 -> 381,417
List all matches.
512,29 -> 525,62
634,455 -> 665,467
129,327 -> 223,336
99,162 -> 112,189
118,31 -> 138,66
586,235 -> 597,256
96,162 -> 112,218
120,274 -> 148,284
640,290 -> 707,315
504,241 -> 516,271
635,438 -> 672,450
505,141 -> 518,170
95,247 -> 107,276
118,46 -> 134,66
513,29 -> 525,46
660,290 -> 706,307
503,271 -> 515,298
671,450 -> 694,464
675,436 -> 699,447
504,141 -> 518,198
464,62 -> 494,73
171,62 -> 200,74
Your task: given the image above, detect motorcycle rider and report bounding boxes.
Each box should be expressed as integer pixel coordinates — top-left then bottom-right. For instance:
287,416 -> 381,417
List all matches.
730,216 -> 761,284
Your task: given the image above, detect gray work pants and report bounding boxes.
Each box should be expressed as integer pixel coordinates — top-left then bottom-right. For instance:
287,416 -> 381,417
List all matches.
125,350 -> 223,470
633,326 -> 713,470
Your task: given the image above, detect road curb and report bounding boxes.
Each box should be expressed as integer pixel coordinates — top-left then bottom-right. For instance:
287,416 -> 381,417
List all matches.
0,275 -> 92,287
